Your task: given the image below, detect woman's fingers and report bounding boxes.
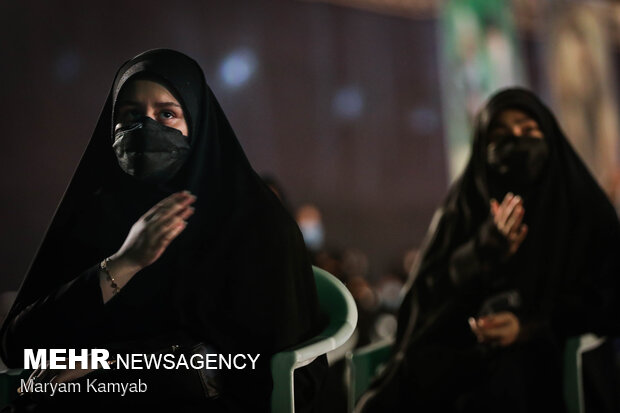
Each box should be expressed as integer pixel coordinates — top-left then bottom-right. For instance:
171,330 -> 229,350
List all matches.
494,193 -> 514,232
143,192 -> 184,218
479,312 -> 514,327
478,325 -> 515,343
178,206 -> 195,220
501,192 -> 514,206
141,191 -> 190,221
155,219 -> 187,247
152,193 -> 196,223
149,204 -> 194,235
479,324 -> 518,346
141,192 -> 194,251
508,224 -> 528,254
115,191 -> 196,269
496,193 -> 513,224
490,199 -> 499,217
515,224 -> 528,244
491,195 -> 527,256
505,205 -> 524,235
499,195 -> 522,229
150,206 -> 191,238
468,318 -> 484,342
469,312 -> 520,346
143,191 -> 195,232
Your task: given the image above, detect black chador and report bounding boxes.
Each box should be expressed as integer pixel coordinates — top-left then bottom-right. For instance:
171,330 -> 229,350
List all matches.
357,88 -> 620,413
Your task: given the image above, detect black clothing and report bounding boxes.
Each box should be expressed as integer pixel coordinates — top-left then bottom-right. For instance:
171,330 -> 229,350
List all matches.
1,49 -> 326,412
358,88 -> 620,413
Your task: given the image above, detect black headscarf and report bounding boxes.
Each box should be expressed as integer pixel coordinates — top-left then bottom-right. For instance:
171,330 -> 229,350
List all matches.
359,88 -> 620,411
1,49 -> 323,411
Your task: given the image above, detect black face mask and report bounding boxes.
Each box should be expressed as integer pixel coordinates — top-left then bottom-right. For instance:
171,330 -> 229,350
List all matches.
486,135 -> 549,187
113,117 -> 190,183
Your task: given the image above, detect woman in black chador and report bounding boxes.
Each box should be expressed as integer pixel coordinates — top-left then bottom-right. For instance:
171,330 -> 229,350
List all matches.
357,88 -> 620,413
0,49 -> 325,412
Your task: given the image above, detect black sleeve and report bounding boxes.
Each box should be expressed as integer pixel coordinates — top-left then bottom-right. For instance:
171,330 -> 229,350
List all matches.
448,218 -> 509,287
0,263 -> 105,368
396,210 -> 512,346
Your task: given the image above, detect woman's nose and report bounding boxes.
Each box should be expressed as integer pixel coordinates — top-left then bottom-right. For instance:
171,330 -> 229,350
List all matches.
144,110 -> 157,122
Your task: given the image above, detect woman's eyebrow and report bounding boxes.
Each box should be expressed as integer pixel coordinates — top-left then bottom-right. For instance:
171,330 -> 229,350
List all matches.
489,123 -> 509,131
490,117 -> 538,131
514,116 -> 538,126
154,102 -> 182,108
115,101 -> 181,108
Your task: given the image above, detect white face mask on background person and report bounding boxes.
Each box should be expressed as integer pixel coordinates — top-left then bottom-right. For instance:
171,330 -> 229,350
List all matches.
298,219 -> 325,251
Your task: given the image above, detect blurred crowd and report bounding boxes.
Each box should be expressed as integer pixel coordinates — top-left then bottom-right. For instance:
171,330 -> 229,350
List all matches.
264,174 -> 418,411
278,193 -> 415,348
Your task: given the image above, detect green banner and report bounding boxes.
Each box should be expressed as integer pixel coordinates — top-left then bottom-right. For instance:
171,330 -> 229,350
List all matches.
439,0 -> 526,182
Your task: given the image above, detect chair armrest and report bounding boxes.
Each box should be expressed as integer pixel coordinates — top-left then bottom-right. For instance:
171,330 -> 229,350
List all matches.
346,338 -> 395,412
564,334 -> 606,413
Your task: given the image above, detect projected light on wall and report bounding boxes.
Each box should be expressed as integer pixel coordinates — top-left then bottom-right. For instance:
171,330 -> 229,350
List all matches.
332,86 -> 364,120
54,50 -> 81,83
219,48 -> 258,88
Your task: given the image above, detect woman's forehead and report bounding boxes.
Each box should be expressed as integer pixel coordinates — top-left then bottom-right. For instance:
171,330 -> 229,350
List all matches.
489,108 -> 539,128
117,79 -> 178,102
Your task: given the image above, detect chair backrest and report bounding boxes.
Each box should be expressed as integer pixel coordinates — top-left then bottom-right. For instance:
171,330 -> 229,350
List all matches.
563,334 -> 607,413
346,338 -> 394,412
271,266 -> 358,413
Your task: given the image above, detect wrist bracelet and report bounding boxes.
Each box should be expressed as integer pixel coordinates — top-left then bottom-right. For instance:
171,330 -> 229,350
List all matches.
100,258 -> 120,295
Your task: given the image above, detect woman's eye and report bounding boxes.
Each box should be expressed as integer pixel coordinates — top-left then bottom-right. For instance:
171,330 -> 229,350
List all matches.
117,109 -> 139,120
120,109 -> 142,120
489,131 -> 508,141
160,111 -> 175,120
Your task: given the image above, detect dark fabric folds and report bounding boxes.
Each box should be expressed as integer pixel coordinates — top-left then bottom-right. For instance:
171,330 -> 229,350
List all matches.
1,49 -> 326,412
358,88 -> 620,413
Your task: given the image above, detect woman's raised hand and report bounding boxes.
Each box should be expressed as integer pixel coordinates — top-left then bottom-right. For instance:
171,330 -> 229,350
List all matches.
100,191 -> 195,302
490,193 -> 528,256
112,191 -> 196,269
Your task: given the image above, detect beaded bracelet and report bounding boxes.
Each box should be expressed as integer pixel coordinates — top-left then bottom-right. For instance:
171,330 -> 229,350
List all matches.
100,258 -> 120,295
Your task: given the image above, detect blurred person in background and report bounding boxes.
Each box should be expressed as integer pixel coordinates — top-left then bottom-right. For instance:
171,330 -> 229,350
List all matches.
316,248 -> 377,413
296,204 -> 326,255
341,248 -> 379,348
356,88 -> 620,413
370,249 -> 416,343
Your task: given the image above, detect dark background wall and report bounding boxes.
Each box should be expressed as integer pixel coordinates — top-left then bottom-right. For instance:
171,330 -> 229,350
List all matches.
1,0 -> 455,290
